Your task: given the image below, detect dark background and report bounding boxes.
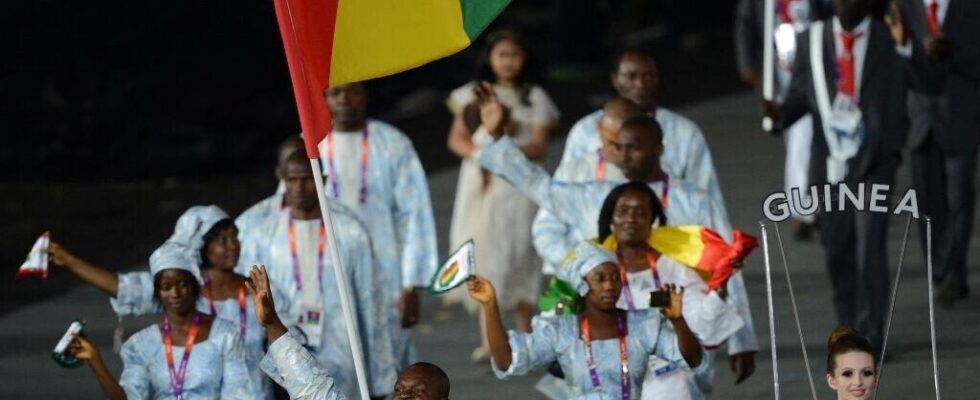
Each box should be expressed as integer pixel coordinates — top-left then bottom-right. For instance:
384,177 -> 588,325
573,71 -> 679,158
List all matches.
3,0 -> 746,314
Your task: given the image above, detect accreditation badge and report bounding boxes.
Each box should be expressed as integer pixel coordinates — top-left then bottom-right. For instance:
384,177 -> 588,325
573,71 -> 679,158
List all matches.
294,305 -> 324,351
829,95 -> 862,137
641,355 -> 691,400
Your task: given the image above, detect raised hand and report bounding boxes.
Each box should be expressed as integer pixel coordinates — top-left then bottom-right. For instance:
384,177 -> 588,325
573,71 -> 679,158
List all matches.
246,265 -> 288,342
48,242 -> 77,268
659,283 -> 684,321
884,2 -> 907,45
68,336 -> 99,362
466,275 -> 497,306
473,82 -> 506,138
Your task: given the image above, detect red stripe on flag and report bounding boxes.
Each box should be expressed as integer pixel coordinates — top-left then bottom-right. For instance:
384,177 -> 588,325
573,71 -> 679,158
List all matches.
273,0 -> 340,158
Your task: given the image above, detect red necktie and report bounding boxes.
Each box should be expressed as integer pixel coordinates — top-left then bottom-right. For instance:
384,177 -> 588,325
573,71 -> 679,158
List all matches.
926,1 -> 940,35
777,0 -> 793,24
837,32 -> 861,98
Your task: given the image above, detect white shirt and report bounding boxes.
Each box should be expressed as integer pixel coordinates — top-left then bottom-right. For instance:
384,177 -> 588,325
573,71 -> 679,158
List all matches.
293,219 -> 322,309
831,16 -> 871,99
324,130 -> 364,208
924,0 -> 949,26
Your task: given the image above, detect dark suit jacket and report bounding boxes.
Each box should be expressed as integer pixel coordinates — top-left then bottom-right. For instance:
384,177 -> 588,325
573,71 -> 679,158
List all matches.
897,0 -> 980,152
781,17 -> 909,185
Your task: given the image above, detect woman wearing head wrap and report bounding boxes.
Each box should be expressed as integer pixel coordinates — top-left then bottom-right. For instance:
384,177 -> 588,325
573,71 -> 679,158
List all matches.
48,206 -> 275,398
67,242 -> 256,399
467,241 -> 706,399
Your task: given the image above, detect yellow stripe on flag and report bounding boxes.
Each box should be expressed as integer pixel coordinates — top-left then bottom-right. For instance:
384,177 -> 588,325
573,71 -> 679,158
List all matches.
330,0 -> 472,86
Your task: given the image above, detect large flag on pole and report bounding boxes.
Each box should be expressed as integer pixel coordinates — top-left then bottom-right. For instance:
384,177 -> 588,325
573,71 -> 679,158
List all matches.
271,1 -> 511,398
273,0 -> 512,157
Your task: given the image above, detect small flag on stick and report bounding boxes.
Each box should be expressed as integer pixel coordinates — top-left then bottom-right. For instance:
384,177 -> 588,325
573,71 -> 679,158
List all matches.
428,240 -> 475,294
16,231 -> 50,280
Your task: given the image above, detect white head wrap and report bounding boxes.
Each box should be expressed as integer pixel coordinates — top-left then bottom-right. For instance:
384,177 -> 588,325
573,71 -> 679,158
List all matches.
148,241 -> 201,282
169,205 -> 230,264
558,241 -> 618,296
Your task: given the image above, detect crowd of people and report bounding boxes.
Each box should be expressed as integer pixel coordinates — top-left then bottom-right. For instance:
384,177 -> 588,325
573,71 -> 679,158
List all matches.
36,0 -> 978,398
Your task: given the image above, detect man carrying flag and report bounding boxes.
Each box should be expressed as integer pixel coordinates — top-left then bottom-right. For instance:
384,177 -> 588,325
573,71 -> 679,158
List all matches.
270,0 -> 511,398
317,82 -> 437,371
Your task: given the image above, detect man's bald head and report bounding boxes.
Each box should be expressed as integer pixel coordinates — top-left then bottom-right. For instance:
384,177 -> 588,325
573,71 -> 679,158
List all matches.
394,362 -> 449,400
278,136 -> 305,166
598,97 -> 643,159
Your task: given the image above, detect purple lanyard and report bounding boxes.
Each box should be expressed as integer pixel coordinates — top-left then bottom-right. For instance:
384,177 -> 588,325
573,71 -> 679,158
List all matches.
581,311 -> 630,400
617,248 -> 662,310
325,127 -> 369,205
287,214 -> 326,292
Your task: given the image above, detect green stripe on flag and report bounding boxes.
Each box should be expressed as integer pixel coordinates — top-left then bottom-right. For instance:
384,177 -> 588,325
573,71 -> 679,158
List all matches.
459,0 -> 511,39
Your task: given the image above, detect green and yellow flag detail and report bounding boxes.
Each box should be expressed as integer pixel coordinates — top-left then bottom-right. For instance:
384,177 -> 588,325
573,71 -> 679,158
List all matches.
272,0 -> 511,158
428,240 -> 476,294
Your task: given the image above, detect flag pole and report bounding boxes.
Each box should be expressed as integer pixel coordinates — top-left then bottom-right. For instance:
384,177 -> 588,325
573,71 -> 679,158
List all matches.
762,0 -> 776,132
310,158 -> 372,400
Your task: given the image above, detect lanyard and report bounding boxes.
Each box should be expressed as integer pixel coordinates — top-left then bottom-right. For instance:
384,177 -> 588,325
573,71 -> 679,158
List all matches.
580,311 -> 630,400
161,312 -> 202,400
658,177 -> 669,208
596,150 -> 606,180
617,247 -> 662,310
325,127 -> 370,205
287,214 -> 326,293
201,276 -> 248,337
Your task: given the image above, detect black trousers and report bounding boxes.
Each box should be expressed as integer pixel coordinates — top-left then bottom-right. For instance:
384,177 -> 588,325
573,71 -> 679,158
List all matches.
819,161 -> 897,347
911,134 -> 978,287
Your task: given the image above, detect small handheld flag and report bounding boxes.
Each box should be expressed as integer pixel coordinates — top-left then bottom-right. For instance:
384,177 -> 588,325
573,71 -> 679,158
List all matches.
16,231 -> 50,280
428,240 -> 475,294
52,320 -> 85,369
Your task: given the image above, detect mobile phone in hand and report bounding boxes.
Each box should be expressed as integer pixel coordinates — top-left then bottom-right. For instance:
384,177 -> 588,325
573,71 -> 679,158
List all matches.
648,290 -> 671,308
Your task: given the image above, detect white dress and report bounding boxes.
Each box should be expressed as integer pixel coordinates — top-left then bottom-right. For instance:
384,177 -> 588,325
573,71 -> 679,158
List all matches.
446,82 -> 559,313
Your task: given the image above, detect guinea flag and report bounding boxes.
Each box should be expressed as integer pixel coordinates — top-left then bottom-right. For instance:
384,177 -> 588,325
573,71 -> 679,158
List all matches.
272,0 -> 512,158
428,240 -> 476,294
597,226 -> 759,290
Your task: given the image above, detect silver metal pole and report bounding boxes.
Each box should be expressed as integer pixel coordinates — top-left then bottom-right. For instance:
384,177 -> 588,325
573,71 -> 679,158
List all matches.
773,223 -> 818,400
761,222 -> 780,400
875,214 -> 913,399
310,159 -> 371,400
926,217 -> 941,400
762,0 -> 776,131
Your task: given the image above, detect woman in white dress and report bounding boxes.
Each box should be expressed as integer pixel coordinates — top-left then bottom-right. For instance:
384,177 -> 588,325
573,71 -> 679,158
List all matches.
446,29 -> 559,361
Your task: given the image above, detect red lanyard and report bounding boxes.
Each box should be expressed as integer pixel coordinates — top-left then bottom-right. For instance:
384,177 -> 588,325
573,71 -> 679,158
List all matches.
201,277 -> 248,337
596,150 -> 606,180
617,247 -> 662,310
658,177 -> 670,208
162,312 -> 202,400
580,311 -> 630,400
325,127 -> 370,205
287,214 -> 326,292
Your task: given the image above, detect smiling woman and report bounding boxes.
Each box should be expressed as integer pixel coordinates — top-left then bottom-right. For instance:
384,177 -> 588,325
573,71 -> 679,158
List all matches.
466,241 -> 706,400
67,242 -> 257,400
825,326 -> 877,400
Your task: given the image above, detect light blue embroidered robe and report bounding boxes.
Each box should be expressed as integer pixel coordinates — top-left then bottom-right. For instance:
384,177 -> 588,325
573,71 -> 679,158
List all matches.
261,333 -> 346,400
247,201 -> 397,398
316,119 -> 438,369
478,136 -> 759,358
493,309 -> 707,400
118,318 -> 256,400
